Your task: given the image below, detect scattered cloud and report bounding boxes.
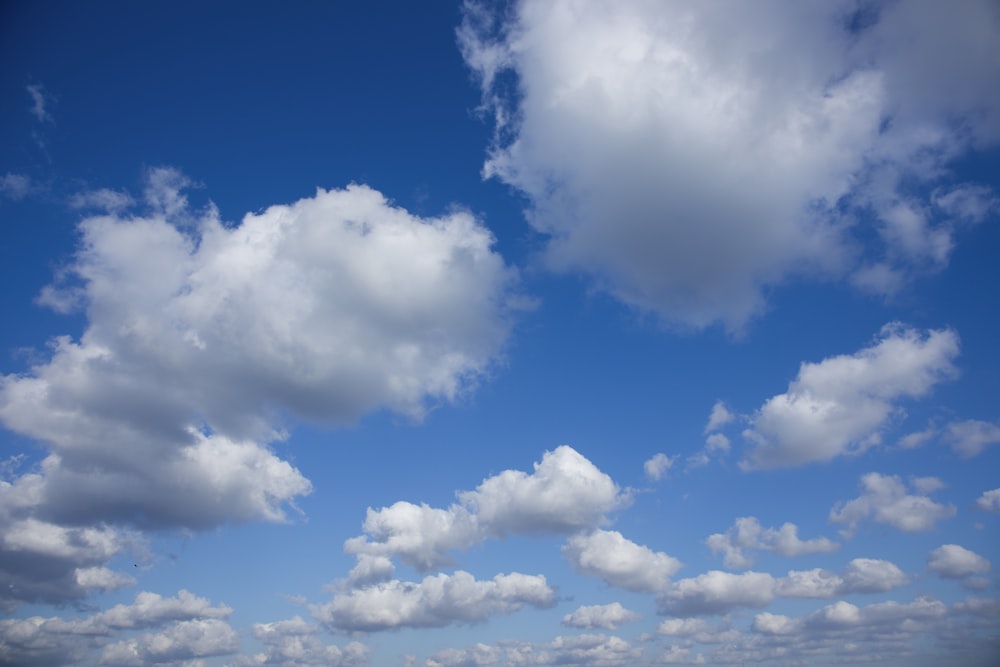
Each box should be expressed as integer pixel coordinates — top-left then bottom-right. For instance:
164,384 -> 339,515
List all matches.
928,544 -> 991,579
706,517 -> 838,568
230,616 -> 368,667
460,0 -> 1000,331
659,571 -> 776,616
27,84 -> 54,124
345,446 -> 629,570
643,453 -> 675,481
976,488 -> 1000,513
943,419 -> 1000,458
704,402 -> 734,433
311,571 -> 555,632
777,558 -> 908,598
418,634 -> 641,667
741,324 -> 959,469
563,529 -> 681,593
0,173 -> 32,201
68,188 -> 134,213
830,472 -> 957,536
562,602 -> 640,630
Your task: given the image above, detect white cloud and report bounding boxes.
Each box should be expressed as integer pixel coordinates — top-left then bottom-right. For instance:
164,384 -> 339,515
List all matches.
68,188 -> 134,213
346,446 -> 628,571
943,419 -> 1000,458
460,0 -> 1000,330
563,529 -> 682,593
928,545 -> 991,579
753,596 -> 947,637
27,84 -> 53,123
99,618 -> 239,666
656,618 -> 739,645
706,517 -> 838,568
74,567 -> 135,593
311,571 -> 555,632
230,616 -> 368,667
643,452 -> 675,481
561,602 -> 639,630
830,472 -> 956,535
741,324 -> 959,469
910,476 -> 946,494
705,401 -> 734,433
420,634 -> 641,667
777,558 -> 908,598
0,173 -> 32,200
0,169 -> 519,607
659,571 -> 776,616
976,488 -> 1000,513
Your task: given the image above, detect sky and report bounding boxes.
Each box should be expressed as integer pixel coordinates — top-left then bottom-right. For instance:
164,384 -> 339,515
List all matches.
0,1 -> 998,665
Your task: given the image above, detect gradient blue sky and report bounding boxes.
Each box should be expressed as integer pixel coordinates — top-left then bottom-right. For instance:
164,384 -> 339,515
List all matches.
1,2 -> 999,666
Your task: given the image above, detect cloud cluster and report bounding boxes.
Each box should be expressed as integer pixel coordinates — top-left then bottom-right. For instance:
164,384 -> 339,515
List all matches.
461,0 -> 1000,330
706,517 -> 838,568
345,446 -> 629,570
419,634 -> 640,667
776,559 -> 908,598
741,324 -> 959,469
311,571 -> 555,632
0,169 -> 518,609
830,472 -> 956,535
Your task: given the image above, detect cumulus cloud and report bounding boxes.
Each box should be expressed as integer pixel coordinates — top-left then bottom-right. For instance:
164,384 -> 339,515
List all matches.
656,618 -> 739,645
976,488 -> 1000,513
830,472 -> 956,535
311,570 -> 555,632
741,324 -> 959,469
643,452 -> 675,481
99,618 -> 239,666
659,571 -> 776,616
563,529 -> 682,593
346,446 -> 628,570
943,419 -> 1000,458
705,402 -> 735,433
229,616 -> 368,667
777,558 -> 908,598
706,517 -> 838,568
562,602 -> 640,630
460,0 -> 1000,330
0,169 -> 518,607
419,634 -> 640,667
753,596 -> 947,637
928,545 -> 991,579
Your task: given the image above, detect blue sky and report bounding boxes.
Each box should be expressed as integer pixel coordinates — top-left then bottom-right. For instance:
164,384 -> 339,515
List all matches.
1,1 -> 999,665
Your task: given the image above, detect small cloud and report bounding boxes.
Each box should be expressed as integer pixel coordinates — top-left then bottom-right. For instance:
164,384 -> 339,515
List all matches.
976,488 -> 1000,513
705,401 -> 734,433
830,472 -> 956,536
27,83 -> 54,123
562,602 -> 640,630
928,544 -> 991,579
643,452 -> 676,481
0,173 -> 32,201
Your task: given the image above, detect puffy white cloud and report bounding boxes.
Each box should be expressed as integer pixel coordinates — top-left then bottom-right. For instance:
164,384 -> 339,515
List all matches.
74,567 -> 135,593
928,545 -> 992,579
777,558 -> 907,598
643,453 -> 675,481
659,571 -> 776,616
656,618 -> 739,645
0,169 -> 519,607
943,419 -> 1000,458
705,402 -> 734,433
99,618 -> 239,666
976,488 -> 1000,513
563,529 -> 682,593
753,596 -> 947,638
460,0 -> 1000,330
741,324 -> 959,468
311,571 -> 555,632
229,616 -> 368,667
562,602 -> 640,630
830,472 -> 956,535
706,517 -> 838,568
346,446 -> 628,571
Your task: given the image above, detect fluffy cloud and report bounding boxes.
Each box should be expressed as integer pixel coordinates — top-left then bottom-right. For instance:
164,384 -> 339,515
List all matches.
643,453 -> 675,481
656,618 -> 739,644
944,419 -> 1000,457
777,559 -> 908,598
460,0 -> 1000,330
0,590 -> 234,667
705,402 -> 734,433
976,488 -> 1000,513
659,571 -> 776,616
230,616 -> 368,667
563,529 -> 682,593
741,324 -> 959,468
830,472 -> 956,535
562,602 -> 640,630
753,596 -> 947,637
928,545 -> 991,579
346,446 -> 628,570
0,169 -> 518,607
419,634 -> 640,667
706,517 -> 838,568
311,570 -> 554,632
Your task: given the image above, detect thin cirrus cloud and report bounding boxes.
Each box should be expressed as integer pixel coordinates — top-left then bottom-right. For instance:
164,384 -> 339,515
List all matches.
740,324 -> 959,469
0,167 -> 519,610
460,0 -> 1000,331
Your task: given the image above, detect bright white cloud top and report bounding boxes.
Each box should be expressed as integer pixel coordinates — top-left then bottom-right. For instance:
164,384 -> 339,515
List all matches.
0,1 -> 997,666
